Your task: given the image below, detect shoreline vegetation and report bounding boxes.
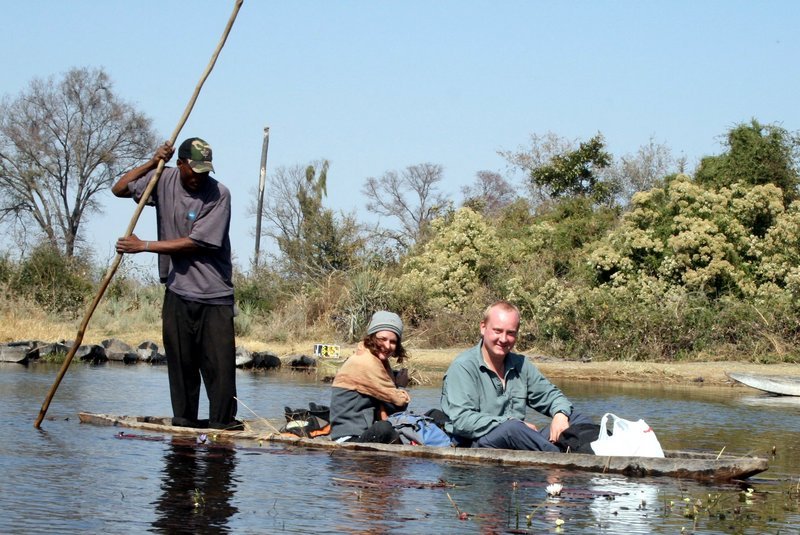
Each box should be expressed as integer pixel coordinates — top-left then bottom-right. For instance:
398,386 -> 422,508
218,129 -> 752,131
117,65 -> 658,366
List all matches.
3,120 -> 800,378
2,301 -> 794,388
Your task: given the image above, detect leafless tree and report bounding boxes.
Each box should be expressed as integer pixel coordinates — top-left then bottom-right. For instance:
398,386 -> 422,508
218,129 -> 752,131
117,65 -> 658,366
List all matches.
607,137 -> 680,206
0,67 -> 157,257
362,163 -> 450,249
461,170 -> 517,216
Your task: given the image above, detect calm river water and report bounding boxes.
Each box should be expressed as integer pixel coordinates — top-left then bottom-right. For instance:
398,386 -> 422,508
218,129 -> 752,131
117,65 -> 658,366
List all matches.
1,362 -> 798,534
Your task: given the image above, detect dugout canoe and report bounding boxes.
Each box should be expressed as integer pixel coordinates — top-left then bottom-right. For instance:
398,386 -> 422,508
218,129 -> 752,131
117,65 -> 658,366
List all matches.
728,372 -> 800,396
78,412 -> 767,481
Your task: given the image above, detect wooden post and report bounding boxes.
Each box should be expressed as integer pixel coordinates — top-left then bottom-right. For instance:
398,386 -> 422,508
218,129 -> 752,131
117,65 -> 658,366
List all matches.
254,126 -> 270,267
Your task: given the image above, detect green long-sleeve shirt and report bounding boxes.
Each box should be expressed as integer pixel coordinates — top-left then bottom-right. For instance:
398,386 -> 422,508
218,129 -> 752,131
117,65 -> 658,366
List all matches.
441,342 -> 573,440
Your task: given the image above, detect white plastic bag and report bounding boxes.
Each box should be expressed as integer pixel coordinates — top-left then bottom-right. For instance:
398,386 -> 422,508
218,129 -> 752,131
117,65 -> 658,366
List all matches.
590,413 -> 665,458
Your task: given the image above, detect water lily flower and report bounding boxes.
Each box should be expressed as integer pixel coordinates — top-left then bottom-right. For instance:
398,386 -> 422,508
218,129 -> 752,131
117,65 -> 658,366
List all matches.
555,518 -> 565,527
546,483 -> 563,497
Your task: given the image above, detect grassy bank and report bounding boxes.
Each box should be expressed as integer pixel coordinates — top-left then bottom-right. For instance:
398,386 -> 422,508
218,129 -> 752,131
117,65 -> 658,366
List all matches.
3,293 -> 795,390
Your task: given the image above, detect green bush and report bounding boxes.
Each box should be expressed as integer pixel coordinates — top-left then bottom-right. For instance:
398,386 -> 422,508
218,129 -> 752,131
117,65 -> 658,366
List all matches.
234,266 -> 280,313
173,123 -> 800,361
0,254 -> 12,284
234,302 -> 254,337
336,269 -> 392,341
10,244 -> 93,316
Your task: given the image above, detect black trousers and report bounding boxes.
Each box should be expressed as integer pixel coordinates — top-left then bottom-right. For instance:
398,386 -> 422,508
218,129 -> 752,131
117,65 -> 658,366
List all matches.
162,290 -> 237,427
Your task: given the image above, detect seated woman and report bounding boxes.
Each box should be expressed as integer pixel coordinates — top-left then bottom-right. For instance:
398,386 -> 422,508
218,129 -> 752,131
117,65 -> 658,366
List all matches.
330,311 -> 410,443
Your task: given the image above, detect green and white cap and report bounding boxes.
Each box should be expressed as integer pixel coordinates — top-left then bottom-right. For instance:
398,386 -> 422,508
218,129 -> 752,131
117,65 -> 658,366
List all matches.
178,137 -> 214,173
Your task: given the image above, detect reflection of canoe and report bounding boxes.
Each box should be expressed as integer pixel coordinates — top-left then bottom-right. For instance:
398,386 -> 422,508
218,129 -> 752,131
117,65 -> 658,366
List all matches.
727,372 -> 800,396
78,412 -> 767,482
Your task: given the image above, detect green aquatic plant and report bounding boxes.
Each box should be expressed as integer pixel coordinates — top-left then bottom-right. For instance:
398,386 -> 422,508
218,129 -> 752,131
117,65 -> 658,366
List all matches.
192,488 -> 205,509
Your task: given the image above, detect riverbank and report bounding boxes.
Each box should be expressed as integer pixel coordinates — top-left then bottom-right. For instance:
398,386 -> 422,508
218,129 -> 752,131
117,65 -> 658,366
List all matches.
3,316 -> 795,388
404,352 -> 798,387
246,341 -> 798,388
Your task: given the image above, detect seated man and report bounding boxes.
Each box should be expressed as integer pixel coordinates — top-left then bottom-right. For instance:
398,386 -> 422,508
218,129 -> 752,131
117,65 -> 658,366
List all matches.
441,300 -> 588,451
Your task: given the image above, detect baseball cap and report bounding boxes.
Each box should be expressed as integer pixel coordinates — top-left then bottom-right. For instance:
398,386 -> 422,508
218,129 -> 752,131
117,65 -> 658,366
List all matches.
178,137 -> 214,173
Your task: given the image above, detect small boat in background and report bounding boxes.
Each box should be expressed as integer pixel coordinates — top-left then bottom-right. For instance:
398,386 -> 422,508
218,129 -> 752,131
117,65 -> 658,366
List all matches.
727,372 -> 800,397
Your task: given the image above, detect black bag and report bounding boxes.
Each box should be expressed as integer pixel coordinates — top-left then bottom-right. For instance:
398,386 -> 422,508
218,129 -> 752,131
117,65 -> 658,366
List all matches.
308,402 -> 330,422
284,406 -> 309,422
282,403 -> 332,438
280,415 -> 330,438
424,408 -> 450,429
554,423 -> 602,454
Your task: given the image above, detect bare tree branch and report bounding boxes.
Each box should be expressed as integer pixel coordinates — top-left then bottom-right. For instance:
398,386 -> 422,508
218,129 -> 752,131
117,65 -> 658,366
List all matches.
460,170 -> 518,216
606,137 -> 678,206
0,67 -> 157,256
362,162 -> 450,249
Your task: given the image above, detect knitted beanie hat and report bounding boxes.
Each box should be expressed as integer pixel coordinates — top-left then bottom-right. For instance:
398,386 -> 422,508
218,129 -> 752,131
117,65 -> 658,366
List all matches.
366,311 -> 403,340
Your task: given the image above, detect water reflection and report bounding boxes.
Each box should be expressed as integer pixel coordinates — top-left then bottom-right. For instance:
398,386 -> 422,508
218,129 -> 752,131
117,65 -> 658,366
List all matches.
2,364 -> 799,534
326,454 -> 401,533
151,438 -> 238,534
585,476 -> 663,532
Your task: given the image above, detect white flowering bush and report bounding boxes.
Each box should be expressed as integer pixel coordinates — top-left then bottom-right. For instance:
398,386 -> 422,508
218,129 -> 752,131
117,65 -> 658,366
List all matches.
393,208 -> 509,314
526,277 -> 581,341
588,175 -> 794,298
548,175 -> 800,361
378,174 -> 800,359
752,201 -> 800,295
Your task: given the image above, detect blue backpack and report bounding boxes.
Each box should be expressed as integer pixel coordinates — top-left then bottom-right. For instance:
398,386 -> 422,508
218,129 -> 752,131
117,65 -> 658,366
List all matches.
387,411 -> 453,447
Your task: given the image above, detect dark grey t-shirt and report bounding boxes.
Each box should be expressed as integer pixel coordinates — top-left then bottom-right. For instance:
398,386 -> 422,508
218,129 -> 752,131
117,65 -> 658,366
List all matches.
129,167 -> 234,304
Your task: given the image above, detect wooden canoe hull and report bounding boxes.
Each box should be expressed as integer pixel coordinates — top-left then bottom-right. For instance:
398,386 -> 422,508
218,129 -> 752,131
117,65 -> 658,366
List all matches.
78,412 -> 767,482
728,372 -> 800,396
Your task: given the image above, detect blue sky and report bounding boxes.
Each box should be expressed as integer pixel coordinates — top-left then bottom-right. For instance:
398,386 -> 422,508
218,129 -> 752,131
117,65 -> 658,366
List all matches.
2,1 -> 799,273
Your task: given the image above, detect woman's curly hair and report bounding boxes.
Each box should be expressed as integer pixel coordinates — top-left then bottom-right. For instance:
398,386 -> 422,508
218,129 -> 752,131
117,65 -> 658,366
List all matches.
363,333 -> 408,364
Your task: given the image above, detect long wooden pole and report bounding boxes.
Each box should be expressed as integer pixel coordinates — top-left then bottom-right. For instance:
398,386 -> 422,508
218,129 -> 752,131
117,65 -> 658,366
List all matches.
253,126 -> 270,267
35,0 -> 244,429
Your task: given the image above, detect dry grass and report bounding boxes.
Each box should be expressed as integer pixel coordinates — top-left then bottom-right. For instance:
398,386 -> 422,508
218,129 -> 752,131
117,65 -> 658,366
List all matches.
0,291 -> 163,346
0,302 -> 80,343
3,293 -> 796,388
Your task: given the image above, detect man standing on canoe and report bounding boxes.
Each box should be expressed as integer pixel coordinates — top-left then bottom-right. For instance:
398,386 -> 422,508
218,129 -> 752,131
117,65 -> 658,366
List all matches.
441,300 -> 586,451
112,138 -> 241,430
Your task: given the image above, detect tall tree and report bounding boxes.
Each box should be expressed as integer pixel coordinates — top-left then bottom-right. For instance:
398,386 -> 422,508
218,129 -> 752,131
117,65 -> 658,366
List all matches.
362,163 -> 450,249
607,137 -> 680,206
461,170 -> 517,216
253,160 -> 364,280
499,131 -> 616,204
530,133 -> 613,203
0,67 -> 157,257
695,119 -> 800,204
